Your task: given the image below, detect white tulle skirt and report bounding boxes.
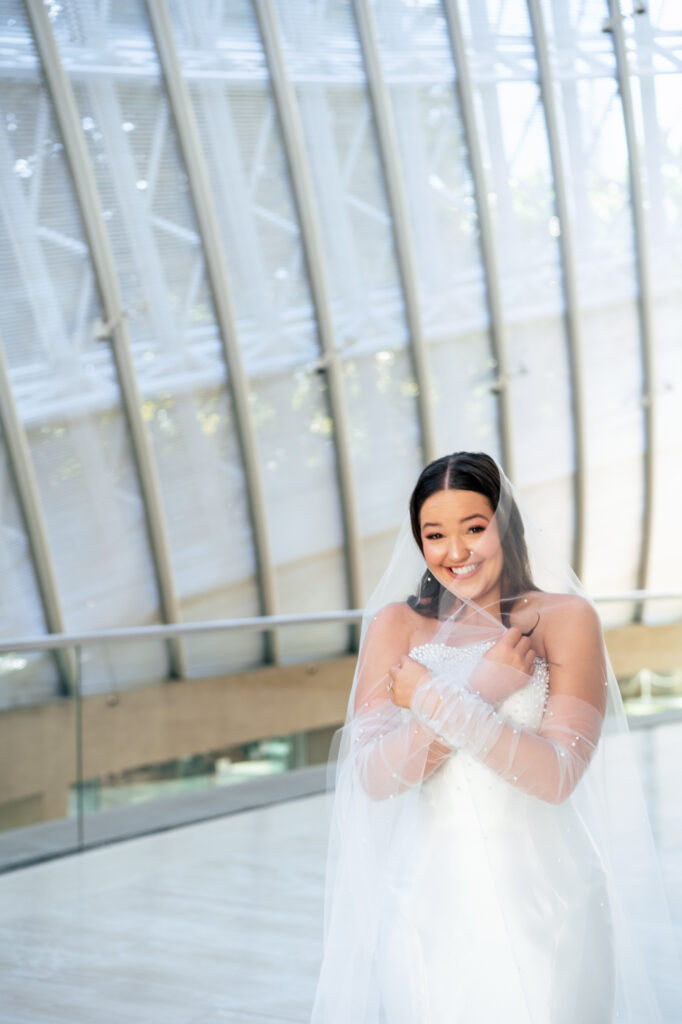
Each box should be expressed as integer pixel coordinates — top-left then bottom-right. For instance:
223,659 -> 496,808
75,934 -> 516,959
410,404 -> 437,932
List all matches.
376,754 -> 614,1024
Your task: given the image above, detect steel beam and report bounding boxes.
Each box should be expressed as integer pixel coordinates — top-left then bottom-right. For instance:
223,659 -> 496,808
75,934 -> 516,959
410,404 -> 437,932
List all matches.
442,0 -> 514,478
145,0 -> 280,663
605,1 -> 655,614
351,0 -> 437,464
0,333 -> 78,693
527,0 -> 587,576
25,0 -> 186,676
253,0 -> 364,637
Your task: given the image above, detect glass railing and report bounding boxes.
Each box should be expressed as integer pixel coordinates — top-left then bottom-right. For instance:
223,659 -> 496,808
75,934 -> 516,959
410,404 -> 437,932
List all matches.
1,597 -> 680,873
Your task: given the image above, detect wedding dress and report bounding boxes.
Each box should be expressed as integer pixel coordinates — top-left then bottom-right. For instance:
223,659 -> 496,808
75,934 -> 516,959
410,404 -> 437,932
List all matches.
311,456 -> 681,1023
375,638 -> 613,1024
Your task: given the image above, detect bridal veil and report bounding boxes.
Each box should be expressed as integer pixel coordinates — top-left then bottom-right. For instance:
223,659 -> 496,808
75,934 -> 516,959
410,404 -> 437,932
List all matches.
310,455 -> 681,1023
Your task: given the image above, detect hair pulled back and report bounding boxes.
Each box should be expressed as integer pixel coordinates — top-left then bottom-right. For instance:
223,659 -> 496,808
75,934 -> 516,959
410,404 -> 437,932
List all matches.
407,451 -> 538,625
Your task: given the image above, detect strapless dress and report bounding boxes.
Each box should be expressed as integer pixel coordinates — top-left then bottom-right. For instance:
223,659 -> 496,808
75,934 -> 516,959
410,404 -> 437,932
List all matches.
375,639 -> 614,1024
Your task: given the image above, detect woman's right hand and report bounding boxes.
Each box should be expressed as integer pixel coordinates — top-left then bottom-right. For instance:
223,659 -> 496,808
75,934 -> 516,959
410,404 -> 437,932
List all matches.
469,627 -> 537,702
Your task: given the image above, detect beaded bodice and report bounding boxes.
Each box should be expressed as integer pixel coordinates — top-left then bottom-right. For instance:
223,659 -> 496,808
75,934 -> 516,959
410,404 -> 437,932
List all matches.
409,638 -> 549,731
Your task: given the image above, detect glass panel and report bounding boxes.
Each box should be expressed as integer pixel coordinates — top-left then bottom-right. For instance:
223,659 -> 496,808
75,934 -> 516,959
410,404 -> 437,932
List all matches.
629,3 -> 682,623
343,349 -> 422,597
167,0 -> 349,656
273,0 -> 424,600
49,0 -> 262,673
0,2 -> 166,690
0,645 -> 79,870
461,0 -> 575,565
540,0 -> 645,623
371,0 -> 501,459
250,370 -> 348,661
0,420 -> 59,707
78,633 -> 342,846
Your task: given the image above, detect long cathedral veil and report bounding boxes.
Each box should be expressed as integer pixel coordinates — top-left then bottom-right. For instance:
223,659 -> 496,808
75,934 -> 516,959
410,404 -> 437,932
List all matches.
311,454 -> 681,1023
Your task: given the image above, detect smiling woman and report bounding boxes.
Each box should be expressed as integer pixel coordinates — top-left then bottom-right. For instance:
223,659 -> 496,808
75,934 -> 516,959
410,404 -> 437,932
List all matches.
310,452 -> 681,1024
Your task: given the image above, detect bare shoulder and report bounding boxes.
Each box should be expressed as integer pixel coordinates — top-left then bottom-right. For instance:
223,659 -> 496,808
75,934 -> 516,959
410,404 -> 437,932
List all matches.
371,600 -> 415,624
535,591 -> 600,626
538,593 -> 604,660
364,601 -> 422,648
369,600 -> 416,632
512,591 -> 601,660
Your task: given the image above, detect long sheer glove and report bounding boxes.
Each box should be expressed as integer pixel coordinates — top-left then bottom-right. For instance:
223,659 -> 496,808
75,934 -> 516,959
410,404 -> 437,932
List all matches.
410,676 -> 604,805
351,696 -> 451,801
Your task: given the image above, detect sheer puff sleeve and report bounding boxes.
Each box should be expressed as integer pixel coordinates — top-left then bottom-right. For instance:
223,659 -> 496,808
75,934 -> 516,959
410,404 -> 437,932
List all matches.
350,603 -> 453,801
410,597 -> 607,805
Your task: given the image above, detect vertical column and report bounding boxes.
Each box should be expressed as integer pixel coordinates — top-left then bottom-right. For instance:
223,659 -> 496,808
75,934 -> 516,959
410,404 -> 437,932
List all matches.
25,0 -> 186,675
441,0 -> 514,478
605,0 -> 655,607
0,332 -> 77,693
145,0 -> 279,663
350,0 -> 436,465
253,0 -> 364,629
527,0 -> 587,576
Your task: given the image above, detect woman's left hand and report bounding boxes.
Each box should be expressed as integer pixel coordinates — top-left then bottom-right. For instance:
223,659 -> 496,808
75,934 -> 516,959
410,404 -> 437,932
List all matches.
387,656 -> 431,709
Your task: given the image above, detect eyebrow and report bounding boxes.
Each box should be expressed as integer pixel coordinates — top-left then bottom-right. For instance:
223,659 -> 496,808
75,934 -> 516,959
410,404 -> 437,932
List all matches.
421,514 -> 489,529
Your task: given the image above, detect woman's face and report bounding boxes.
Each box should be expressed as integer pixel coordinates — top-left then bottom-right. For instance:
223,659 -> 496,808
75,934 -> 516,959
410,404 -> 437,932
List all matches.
419,488 -> 504,608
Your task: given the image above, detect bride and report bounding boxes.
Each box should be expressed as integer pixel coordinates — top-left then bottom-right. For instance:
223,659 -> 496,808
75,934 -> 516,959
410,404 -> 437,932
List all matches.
311,452 -> 681,1023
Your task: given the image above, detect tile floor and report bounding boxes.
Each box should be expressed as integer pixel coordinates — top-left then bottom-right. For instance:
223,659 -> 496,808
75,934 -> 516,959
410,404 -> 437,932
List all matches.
0,724 -> 680,1024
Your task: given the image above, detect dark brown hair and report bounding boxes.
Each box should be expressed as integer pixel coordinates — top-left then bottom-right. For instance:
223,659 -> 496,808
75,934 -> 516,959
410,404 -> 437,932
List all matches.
407,451 -> 538,626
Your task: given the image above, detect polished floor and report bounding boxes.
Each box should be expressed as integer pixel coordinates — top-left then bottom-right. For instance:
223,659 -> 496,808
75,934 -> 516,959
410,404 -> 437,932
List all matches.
0,723 -> 680,1024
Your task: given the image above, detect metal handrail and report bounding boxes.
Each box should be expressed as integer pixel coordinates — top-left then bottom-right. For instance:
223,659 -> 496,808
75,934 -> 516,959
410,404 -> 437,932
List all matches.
1,591 -> 681,654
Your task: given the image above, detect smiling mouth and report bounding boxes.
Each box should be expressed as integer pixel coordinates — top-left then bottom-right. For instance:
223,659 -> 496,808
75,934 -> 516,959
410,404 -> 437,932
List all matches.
447,562 -> 483,579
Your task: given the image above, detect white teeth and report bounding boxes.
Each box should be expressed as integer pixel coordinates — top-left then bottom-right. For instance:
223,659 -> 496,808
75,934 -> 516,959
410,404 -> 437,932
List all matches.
449,563 -> 480,577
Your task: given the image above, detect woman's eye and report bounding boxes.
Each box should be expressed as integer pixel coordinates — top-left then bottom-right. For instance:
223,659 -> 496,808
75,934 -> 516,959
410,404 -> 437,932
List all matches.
468,525 -> 485,534
425,532 -> 443,540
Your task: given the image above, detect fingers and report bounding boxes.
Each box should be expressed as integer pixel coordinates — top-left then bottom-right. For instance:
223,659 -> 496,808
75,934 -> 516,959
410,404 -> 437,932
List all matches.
493,628 -> 536,677
501,626 -> 522,647
497,628 -> 526,658
502,629 -> 534,656
515,636 -> 535,674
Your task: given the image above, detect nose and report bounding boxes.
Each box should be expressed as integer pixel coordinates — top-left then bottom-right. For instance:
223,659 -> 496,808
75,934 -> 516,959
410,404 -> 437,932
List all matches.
448,536 -> 470,564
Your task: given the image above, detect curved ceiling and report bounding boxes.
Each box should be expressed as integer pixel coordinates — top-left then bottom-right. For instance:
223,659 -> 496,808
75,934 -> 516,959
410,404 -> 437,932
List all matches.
0,0 -> 680,703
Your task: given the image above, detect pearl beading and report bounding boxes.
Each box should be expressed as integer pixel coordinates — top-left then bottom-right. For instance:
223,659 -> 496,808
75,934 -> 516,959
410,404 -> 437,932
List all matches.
409,638 -> 497,667
409,638 -> 550,732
